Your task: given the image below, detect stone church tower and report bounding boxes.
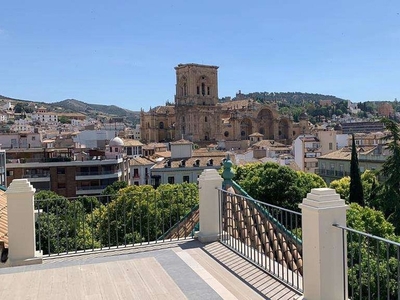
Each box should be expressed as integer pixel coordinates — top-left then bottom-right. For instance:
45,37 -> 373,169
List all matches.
140,63 -> 311,144
174,64 -> 222,142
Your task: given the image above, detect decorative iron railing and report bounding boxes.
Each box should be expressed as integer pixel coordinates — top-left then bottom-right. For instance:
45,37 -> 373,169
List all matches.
218,188 -> 303,292
35,188 -> 198,256
333,224 -> 400,300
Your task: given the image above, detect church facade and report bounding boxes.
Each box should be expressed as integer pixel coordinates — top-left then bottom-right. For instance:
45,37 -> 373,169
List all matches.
140,63 -> 309,145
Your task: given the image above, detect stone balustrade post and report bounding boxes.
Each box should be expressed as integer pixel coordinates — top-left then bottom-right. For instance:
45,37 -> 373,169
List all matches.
6,179 -> 42,266
197,169 -> 223,243
299,188 -> 348,300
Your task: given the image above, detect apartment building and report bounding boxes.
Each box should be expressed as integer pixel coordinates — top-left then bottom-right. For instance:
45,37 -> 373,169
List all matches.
5,137 -> 130,197
150,139 -> 226,187
0,132 -> 42,149
341,121 -> 385,134
293,129 -> 338,173
316,144 -> 389,184
130,156 -> 154,185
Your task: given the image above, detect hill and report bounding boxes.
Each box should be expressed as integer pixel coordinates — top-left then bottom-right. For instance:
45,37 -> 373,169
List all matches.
0,95 -> 140,124
232,91 -> 348,105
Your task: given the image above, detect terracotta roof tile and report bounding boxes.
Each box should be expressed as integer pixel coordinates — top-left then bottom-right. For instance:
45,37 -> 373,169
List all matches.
122,139 -> 143,146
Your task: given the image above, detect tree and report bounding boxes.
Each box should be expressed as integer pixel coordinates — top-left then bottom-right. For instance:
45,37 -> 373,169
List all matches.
59,116 -> 71,124
330,171 -> 380,206
295,171 -> 327,199
35,191 -> 100,255
378,118 -> 400,233
233,162 -> 326,211
347,203 -> 400,299
92,183 -> 199,246
349,134 -> 364,206
101,181 -> 128,197
330,176 -> 351,201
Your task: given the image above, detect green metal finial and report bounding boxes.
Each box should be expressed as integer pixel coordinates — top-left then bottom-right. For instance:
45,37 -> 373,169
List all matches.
222,154 -> 235,183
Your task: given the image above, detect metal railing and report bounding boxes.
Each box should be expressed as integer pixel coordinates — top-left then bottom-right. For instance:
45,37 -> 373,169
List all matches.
75,170 -> 116,176
333,224 -> 400,300
218,188 -> 303,292
35,188 -> 198,256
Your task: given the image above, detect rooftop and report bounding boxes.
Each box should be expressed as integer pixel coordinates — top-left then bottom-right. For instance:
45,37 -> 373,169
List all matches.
0,240 -> 301,300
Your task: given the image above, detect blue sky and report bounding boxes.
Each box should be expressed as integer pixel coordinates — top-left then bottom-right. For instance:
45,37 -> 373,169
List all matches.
0,1 -> 399,111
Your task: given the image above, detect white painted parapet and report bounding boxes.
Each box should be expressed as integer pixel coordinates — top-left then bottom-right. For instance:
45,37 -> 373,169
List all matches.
197,169 -> 223,243
299,188 -> 348,300
6,179 -> 42,266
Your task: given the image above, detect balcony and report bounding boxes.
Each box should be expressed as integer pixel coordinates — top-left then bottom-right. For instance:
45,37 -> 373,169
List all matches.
22,174 -> 51,182
75,170 -> 121,180
76,185 -> 107,195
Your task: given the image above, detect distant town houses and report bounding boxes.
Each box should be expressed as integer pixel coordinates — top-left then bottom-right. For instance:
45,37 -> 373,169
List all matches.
0,63 -> 398,195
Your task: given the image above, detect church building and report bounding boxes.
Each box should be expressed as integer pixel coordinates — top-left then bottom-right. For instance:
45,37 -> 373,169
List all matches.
140,63 -> 310,145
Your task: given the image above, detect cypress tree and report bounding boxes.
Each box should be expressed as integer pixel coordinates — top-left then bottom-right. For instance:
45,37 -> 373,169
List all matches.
349,134 -> 365,206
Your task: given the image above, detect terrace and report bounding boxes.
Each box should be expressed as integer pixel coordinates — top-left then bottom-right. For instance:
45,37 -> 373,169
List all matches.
1,158 -> 399,299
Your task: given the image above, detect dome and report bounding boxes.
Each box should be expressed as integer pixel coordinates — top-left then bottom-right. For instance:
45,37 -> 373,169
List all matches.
109,137 -> 124,147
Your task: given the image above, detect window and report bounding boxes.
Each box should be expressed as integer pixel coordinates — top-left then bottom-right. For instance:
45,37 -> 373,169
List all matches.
58,182 -> 66,189
32,136 -> 36,141
201,82 -> 205,96
207,86 -> 210,95
159,122 -> 164,129
57,167 -> 65,174
205,116 -> 208,122
224,131 -> 229,137
183,175 -> 189,183
168,176 -> 175,184
6,170 -> 13,176
197,86 -> 200,94
127,147 -> 132,155
329,142 -> 333,150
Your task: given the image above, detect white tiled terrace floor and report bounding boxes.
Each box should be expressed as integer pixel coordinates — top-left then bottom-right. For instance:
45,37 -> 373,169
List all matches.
0,240 -> 302,300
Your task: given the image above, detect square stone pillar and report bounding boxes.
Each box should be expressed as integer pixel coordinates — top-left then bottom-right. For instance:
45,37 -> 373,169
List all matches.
299,188 -> 348,300
6,179 -> 42,266
197,169 -> 223,243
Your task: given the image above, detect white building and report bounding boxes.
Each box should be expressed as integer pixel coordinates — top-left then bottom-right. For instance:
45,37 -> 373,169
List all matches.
73,130 -> 119,149
293,134 -> 321,173
31,112 -> 58,124
0,132 -> 42,149
10,119 -> 34,133
130,157 -> 154,185
150,139 -> 226,187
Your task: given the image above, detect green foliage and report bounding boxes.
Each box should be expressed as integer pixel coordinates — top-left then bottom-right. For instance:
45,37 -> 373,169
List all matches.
295,172 -> 327,198
36,196 -> 100,255
91,183 -> 199,246
101,181 -> 128,197
330,171 -> 380,206
36,183 -> 199,254
361,170 -> 380,207
233,162 -> 326,211
349,134 -> 364,206
378,118 -> 400,234
330,176 -> 351,201
58,115 -> 71,124
14,102 -> 34,113
347,203 -> 400,299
